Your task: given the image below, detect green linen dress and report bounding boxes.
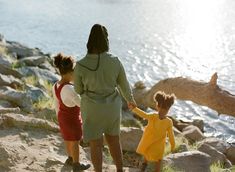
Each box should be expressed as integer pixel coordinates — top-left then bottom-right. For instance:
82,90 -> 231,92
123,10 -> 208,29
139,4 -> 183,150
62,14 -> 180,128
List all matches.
74,52 -> 134,142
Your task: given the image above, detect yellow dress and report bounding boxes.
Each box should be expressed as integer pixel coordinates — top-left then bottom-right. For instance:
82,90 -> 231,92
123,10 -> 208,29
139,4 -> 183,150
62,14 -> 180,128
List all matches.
132,107 -> 175,161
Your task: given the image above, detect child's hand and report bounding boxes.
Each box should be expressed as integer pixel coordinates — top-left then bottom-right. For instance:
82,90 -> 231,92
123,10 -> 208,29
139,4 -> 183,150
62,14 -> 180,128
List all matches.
127,102 -> 137,110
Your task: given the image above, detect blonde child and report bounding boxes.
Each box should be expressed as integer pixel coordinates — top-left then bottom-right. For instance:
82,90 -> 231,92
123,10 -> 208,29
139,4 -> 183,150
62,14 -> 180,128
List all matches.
52,53 -> 90,171
128,91 -> 175,172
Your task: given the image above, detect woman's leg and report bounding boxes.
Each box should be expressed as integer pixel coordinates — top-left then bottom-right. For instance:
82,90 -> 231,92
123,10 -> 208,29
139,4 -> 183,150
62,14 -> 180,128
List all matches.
71,141 -> 79,163
89,138 -> 103,172
104,134 -> 123,171
155,160 -> 162,172
64,141 -> 72,157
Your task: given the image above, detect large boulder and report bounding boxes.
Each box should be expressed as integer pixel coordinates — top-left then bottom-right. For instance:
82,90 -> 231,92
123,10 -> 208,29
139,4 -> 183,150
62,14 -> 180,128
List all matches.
0,113 -> 59,132
0,64 -> 23,78
182,125 -> 205,142
18,66 -> 59,84
0,73 -> 23,89
226,144 -> 235,165
25,84 -> 50,103
163,151 -> 211,172
0,54 -> 13,68
0,86 -> 32,112
18,56 -> 47,66
5,41 -> 43,59
198,137 -> 228,154
39,60 -> 57,73
198,143 -> 232,168
120,127 -> 143,152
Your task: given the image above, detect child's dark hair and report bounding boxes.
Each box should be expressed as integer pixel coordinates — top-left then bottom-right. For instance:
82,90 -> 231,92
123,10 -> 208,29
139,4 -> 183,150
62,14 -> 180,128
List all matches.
54,53 -> 74,75
154,91 -> 175,109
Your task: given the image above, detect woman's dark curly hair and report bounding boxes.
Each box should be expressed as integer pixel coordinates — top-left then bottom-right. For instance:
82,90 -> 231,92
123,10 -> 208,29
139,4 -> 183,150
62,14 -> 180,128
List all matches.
87,24 -> 109,54
54,53 -> 74,75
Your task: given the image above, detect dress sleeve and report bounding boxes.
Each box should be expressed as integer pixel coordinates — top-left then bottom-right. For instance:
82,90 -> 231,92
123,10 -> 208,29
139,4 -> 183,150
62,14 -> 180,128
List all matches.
117,60 -> 135,103
61,85 -> 81,107
132,107 -> 154,120
167,120 -> 175,151
74,62 -> 84,94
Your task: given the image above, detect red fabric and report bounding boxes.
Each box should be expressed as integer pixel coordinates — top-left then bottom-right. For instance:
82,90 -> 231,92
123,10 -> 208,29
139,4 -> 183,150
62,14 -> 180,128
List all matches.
54,82 -> 82,141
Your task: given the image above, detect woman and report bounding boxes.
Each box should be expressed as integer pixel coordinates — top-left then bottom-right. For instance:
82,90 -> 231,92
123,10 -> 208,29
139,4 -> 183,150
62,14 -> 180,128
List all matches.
52,53 -> 90,172
74,24 -> 136,172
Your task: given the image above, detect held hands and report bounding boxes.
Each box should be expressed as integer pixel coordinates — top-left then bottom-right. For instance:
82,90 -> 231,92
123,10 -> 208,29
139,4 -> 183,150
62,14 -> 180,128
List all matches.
127,101 -> 137,110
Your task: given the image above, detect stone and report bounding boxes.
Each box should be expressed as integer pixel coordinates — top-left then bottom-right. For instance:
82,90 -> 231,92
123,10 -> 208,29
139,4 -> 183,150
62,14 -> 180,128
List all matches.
182,125 -> 205,142
0,86 -> 32,112
0,64 -> 23,78
0,54 -> 13,68
18,56 -> 47,66
39,60 -> 56,73
0,34 -> 6,43
0,113 -> 59,132
192,118 -> 204,132
163,151 -> 211,172
198,137 -> 228,154
0,73 -> 23,89
226,144 -> 235,165
5,41 -> 43,59
18,66 -> 59,84
0,100 -> 14,108
25,84 -> 50,103
120,127 -> 143,152
198,143 -> 232,168
175,122 -> 190,132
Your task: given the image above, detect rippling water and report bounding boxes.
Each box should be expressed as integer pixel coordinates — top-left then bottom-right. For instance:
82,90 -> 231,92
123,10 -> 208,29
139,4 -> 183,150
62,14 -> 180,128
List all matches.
0,0 -> 234,142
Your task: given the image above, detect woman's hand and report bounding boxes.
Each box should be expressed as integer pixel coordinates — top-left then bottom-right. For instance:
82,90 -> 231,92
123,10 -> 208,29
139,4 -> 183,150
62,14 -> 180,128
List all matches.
127,101 -> 137,110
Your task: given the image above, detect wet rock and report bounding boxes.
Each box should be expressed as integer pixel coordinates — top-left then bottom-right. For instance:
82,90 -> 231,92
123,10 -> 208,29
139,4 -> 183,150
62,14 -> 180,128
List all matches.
120,127 -> 143,152
163,151 -> 211,172
18,66 -> 59,84
182,125 -> 205,142
198,143 -> 232,168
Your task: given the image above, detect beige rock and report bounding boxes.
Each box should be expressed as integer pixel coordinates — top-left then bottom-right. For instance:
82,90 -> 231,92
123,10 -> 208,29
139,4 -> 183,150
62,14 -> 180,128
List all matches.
198,137 -> 228,154
163,151 -> 211,172
198,143 -> 232,168
182,125 -> 205,142
226,144 -> 235,165
120,127 -> 143,152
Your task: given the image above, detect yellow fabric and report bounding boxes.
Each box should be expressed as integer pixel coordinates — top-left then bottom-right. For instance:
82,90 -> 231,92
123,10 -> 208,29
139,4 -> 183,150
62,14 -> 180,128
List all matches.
132,107 -> 175,161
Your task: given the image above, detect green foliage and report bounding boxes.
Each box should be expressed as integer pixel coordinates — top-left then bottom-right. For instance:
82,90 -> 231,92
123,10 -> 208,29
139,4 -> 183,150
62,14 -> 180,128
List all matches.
164,136 -> 189,155
210,162 -> 224,172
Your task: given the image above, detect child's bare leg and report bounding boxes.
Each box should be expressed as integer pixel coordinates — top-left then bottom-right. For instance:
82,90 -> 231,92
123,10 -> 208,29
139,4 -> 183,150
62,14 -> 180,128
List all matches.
140,157 -> 147,172
71,141 -> 79,163
155,160 -> 162,172
64,141 -> 72,157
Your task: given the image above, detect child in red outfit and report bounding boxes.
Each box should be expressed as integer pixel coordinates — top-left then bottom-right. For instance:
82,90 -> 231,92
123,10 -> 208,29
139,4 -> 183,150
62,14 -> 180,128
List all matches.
52,53 -> 90,172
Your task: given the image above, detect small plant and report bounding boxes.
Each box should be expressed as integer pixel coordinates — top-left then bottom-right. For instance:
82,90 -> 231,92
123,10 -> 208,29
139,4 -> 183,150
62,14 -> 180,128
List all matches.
24,76 -> 38,86
33,97 -> 53,110
163,165 -> 182,172
210,162 -> 224,172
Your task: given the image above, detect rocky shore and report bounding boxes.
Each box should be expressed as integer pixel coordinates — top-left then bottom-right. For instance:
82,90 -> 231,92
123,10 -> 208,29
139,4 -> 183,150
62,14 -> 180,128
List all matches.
0,34 -> 235,172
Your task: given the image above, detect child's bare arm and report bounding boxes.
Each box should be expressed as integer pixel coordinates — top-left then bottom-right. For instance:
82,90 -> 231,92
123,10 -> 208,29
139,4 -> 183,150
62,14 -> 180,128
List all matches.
167,121 -> 175,152
131,107 -> 154,120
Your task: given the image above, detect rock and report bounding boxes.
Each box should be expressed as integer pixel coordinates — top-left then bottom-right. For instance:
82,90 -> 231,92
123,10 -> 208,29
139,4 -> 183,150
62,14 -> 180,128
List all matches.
198,137 -> 228,154
0,86 -> 32,112
18,66 -> 59,84
121,110 -> 142,128
198,143 -> 232,168
0,100 -> 14,108
0,34 -> 6,43
0,73 -> 23,89
177,143 -> 189,153
226,144 -> 235,165
175,122 -> 190,131
120,127 -> 143,152
192,118 -> 204,132
25,84 -> 50,103
173,126 -> 183,136
39,60 -> 56,73
182,125 -> 205,142
0,107 -> 20,114
0,142 -> 15,171
5,41 -> 43,59
0,113 -> 59,132
0,54 -> 13,68
163,151 -> 211,172
0,63 -> 23,78
18,56 -> 47,66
